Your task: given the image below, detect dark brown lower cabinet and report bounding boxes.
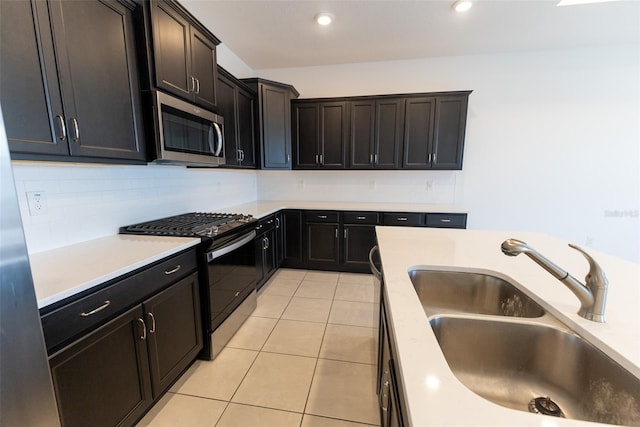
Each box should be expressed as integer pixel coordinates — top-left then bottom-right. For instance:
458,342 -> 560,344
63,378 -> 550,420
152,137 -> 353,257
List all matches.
378,298 -> 406,427
49,273 -> 202,427
50,305 -> 152,427
305,222 -> 341,266
343,224 -> 377,272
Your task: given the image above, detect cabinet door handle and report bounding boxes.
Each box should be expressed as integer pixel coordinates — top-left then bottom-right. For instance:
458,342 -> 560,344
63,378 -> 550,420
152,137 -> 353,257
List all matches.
138,318 -> 147,340
335,228 -> 338,239
344,229 -> 347,239
440,219 -> 452,223
317,215 -> 328,219
55,115 -> 67,140
70,117 -> 80,142
370,154 -> 374,165
275,217 -> 280,229
164,265 -> 181,275
374,153 -> 378,165
428,153 -> 433,164
190,76 -> 196,92
315,154 -> 319,165
195,78 -> 200,94
265,236 -> 270,248
80,300 -> 111,317
240,149 -> 245,161
356,216 -> 367,220
235,291 -> 240,297
397,217 -> 408,221
147,312 -> 156,334
287,153 -> 291,163
319,154 -> 324,165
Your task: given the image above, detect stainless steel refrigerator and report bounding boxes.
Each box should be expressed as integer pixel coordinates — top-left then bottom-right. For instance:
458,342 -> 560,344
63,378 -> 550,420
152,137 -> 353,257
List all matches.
0,106 -> 60,425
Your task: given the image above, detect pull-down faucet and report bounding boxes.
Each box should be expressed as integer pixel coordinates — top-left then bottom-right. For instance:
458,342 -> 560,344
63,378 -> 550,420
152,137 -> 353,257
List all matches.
501,239 -> 608,322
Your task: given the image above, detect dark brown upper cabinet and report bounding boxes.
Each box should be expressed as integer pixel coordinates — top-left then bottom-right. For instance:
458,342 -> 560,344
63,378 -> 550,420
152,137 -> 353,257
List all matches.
350,98 -> 404,169
148,0 -> 219,110
292,101 -> 348,169
218,67 -> 257,168
0,0 -> 146,163
403,94 -> 469,170
242,78 -> 299,170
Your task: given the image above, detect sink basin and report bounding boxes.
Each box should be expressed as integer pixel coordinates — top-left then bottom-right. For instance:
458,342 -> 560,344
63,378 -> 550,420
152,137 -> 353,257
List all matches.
430,316 -> 640,425
409,270 -> 545,317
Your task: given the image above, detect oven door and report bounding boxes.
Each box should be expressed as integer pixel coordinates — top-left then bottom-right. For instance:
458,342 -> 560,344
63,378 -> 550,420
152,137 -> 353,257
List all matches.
206,229 -> 258,332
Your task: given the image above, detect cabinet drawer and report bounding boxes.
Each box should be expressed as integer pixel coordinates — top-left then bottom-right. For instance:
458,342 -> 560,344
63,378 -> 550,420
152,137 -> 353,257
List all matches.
256,214 -> 276,233
343,212 -> 379,225
304,210 -> 339,223
382,212 -> 425,226
425,213 -> 467,229
41,249 -> 197,353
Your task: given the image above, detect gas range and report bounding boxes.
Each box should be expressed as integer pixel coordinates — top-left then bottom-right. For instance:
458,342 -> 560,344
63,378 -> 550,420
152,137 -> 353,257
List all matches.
119,212 -> 257,240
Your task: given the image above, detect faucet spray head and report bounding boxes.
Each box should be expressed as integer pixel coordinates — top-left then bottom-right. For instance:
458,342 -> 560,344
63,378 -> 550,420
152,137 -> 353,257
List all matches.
501,238 -> 530,257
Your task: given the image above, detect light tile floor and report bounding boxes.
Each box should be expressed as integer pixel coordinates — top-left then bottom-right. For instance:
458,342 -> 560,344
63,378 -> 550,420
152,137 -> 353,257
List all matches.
138,269 -> 380,427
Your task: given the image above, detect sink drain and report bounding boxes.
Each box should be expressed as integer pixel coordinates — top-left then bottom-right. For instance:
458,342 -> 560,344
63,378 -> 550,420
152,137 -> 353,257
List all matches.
528,396 -> 565,418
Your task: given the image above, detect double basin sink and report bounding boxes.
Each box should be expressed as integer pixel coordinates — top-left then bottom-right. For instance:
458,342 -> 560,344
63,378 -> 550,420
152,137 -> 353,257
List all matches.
409,269 -> 640,426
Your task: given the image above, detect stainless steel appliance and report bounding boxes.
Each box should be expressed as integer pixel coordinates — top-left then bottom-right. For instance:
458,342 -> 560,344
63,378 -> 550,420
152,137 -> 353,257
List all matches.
120,212 -> 259,360
0,107 -> 61,425
152,91 -> 225,167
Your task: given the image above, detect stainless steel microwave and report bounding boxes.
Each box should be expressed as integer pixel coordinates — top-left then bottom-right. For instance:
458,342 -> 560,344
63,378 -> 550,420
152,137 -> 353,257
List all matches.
152,91 -> 225,166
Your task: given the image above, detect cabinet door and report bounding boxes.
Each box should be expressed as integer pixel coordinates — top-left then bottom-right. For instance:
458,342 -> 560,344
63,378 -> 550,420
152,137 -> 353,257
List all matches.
218,73 -> 239,166
349,100 -> 375,169
320,102 -> 348,168
50,306 -> 152,427
263,229 -> 277,278
190,26 -> 217,110
293,103 -> 319,168
343,224 -> 377,270
282,210 -> 303,267
151,0 -> 191,98
261,85 -> 292,169
237,86 -> 257,168
0,0 -> 67,156
403,97 -> 435,169
375,99 -> 404,169
306,223 -> 340,265
50,0 -> 145,160
144,273 -> 202,396
431,96 -> 467,170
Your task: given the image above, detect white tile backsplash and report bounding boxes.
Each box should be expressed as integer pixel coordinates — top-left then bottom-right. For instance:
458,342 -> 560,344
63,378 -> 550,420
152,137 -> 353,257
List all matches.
12,161 -> 258,253
257,170 -> 458,205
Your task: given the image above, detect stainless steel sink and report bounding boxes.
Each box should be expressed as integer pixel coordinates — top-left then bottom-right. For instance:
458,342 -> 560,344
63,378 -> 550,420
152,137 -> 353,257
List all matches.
430,316 -> 640,426
409,270 -> 545,317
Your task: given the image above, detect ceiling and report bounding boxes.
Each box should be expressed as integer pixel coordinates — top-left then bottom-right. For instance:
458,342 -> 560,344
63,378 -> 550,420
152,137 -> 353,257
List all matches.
180,0 -> 640,70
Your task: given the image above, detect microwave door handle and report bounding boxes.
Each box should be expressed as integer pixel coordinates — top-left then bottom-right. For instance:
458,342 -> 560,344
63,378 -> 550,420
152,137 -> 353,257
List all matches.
212,122 -> 224,156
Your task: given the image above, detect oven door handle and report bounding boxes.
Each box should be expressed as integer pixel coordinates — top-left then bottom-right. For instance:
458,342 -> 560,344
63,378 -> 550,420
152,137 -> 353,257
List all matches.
206,230 -> 257,262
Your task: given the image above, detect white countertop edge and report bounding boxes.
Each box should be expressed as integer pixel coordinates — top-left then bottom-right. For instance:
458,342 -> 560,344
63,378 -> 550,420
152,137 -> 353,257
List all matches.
33,237 -> 200,309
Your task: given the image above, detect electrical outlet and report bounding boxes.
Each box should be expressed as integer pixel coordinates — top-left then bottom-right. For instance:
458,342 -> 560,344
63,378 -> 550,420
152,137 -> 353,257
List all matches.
26,191 -> 48,216
425,181 -> 433,191
369,180 -> 376,190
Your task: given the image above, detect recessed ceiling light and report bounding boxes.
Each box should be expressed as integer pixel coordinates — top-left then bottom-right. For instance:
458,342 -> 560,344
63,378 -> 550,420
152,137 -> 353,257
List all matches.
452,0 -> 473,12
315,13 -> 334,26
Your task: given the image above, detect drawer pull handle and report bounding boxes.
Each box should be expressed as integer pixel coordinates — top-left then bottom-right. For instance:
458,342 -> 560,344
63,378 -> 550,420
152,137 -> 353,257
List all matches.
164,265 -> 181,275
275,217 -> 280,228
440,219 -> 452,223
235,291 -> 240,297
318,215 -> 328,219
147,312 -> 156,334
138,318 -> 147,340
397,217 -> 408,221
80,300 -> 111,317
356,216 -> 367,220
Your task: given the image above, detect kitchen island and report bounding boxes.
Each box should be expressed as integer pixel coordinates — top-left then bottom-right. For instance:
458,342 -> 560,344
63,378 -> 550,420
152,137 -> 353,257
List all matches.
375,226 -> 640,426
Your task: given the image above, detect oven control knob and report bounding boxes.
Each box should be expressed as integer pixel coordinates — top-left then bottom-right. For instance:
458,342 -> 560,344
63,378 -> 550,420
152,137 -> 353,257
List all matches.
206,226 -> 219,236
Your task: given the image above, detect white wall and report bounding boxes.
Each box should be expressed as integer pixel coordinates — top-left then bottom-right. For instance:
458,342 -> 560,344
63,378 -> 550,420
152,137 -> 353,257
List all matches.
12,162 -> 257,253
255,45 -> 640,262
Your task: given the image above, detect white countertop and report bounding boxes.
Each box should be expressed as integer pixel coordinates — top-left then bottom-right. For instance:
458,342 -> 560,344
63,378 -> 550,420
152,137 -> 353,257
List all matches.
219,200 -> 467,219
375,227 -> 640,426
30,235 -> 200,309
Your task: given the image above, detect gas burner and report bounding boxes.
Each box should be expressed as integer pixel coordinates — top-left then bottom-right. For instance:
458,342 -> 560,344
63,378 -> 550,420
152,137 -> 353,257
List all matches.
120,212 -> 256,239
